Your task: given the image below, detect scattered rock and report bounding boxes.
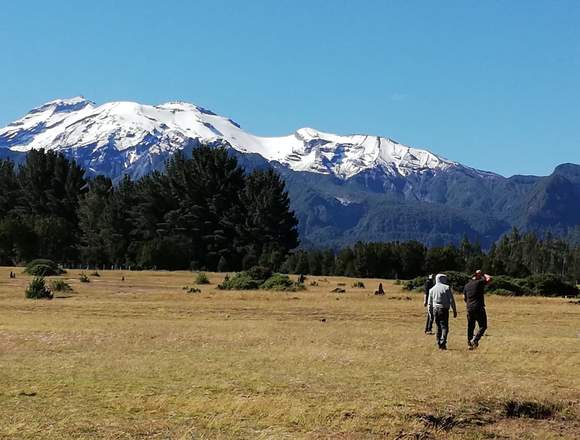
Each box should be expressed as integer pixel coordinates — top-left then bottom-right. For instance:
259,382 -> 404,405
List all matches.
331,288 -> 346,293
18,391 -> 37,397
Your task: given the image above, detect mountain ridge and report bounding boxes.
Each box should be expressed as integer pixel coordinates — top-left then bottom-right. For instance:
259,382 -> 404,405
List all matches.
1,97 -> 579,248
0,97 -> 490,180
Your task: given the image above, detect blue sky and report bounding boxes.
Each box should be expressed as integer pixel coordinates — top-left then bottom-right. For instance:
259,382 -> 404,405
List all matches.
1,0 -> 579,176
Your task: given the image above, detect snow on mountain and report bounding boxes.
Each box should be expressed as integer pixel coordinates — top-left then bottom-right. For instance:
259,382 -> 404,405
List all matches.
0,97 -> 465,179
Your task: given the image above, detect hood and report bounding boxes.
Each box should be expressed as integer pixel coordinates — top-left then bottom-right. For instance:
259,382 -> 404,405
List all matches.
435,273 -> 449,285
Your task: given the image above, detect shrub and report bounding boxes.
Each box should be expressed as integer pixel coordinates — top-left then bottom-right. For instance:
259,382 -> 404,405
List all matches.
90,271 -> 100,277
195,272 -> 210,285
246,266 -> 272,283
504,400 -> 561,419
487,274 -> 578,297
25,277 -> 53,299
261,274 -> 305,292
352,281 -> 365,288
24,259 -> 65,276
404,271 -> 470,293
486,275 -> 524,295
218,272 -> 261,290
183,286 -> 201,293
403,276 -> 426,292
444,271 -> 471,292
79,273 -> 90,283
523,274 -> 579,297
50,279 -> 73,292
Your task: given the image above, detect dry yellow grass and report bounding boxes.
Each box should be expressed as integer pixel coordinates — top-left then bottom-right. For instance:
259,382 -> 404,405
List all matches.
0,267 -> 579,439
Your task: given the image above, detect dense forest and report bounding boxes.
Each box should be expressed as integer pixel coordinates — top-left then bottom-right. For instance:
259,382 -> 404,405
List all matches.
0,147 -> 298,271
282,230 -> 580,282
1,148 -> 580,282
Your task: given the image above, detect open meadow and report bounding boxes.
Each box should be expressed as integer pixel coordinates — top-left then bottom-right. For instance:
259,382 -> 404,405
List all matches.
0,267 -> 579,439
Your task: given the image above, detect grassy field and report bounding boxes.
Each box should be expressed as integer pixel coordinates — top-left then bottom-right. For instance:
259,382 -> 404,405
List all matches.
0,267 -> 579,439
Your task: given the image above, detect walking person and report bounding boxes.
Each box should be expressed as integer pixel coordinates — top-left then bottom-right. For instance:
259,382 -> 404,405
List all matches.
427,273 -> 457,350
463,270 -> 493,350
424,274 -> 434,334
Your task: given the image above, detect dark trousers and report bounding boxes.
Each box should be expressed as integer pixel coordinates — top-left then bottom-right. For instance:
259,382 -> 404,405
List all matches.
434,307 -> 449,346
424,306 -> 434,332
467,308 -> 487,343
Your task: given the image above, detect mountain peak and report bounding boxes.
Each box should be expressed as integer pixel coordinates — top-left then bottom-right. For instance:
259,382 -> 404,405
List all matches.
31,96 -> 95,114
0,96 -> 477,180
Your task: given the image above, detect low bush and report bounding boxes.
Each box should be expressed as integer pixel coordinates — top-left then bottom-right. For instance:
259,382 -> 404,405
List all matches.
403,276 -> 426,292
24,259 -> 65,276
246,266 -> 272,283
352,281 -> 365,288
90,271 -> 100,277
183,286 -> 201,293
50,279 -> 73,292
503,399 -> 561,419
485,275 -> 525,295
487,274 -> 578,297
195,272 -> 210,284
25,277 -> 53,299
404,271 -> 470,293
218,272 -> 261,290
523,274 -> 578,297
218,268 -> 304,292
261,274 -> 305,292
79,273 -> 90,283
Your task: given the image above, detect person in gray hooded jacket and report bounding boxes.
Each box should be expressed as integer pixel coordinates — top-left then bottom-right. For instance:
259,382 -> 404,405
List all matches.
428,273 -> 457,350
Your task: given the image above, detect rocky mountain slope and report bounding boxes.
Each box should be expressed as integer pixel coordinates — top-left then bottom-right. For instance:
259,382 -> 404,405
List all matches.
2,97 -> 579,247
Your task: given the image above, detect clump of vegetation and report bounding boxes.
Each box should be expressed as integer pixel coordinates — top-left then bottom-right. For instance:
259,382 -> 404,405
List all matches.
246,266 -> 272,282
260,273 -> 305,291
503,400 -> 561,419
352,281 -> 365,288
331,287 -> 346,293
404,272 -> 578,297
218,266 -> 303,291
404,271 -> 470,293
218,271 -> 261,290
79,273 -> 90,283
24,259 -> 65,277
183,286 -> 201,293
25,277 -> 53,299
194,272 -> 210,284
90,271 -> 100,277
309,281 -> 319,287
49,279 -> 73,292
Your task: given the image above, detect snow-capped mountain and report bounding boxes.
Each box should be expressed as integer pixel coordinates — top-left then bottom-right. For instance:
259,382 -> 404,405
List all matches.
1,97 -> 579,248
0,96 -> 467,180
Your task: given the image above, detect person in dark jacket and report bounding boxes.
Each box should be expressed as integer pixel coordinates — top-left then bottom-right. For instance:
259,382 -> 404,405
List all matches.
424,274 -> 434,334
463,270 -> 493,349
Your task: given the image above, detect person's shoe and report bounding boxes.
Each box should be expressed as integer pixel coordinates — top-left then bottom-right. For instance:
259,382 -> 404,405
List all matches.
470,339 -> 479,349
468,341 -> 474,350
440,343 -> 447,350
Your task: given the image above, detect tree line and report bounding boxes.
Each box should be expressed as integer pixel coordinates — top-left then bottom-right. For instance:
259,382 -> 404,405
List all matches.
1,148 -> 580,282
0,147 -> 299,271
281,230 -> 580,282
